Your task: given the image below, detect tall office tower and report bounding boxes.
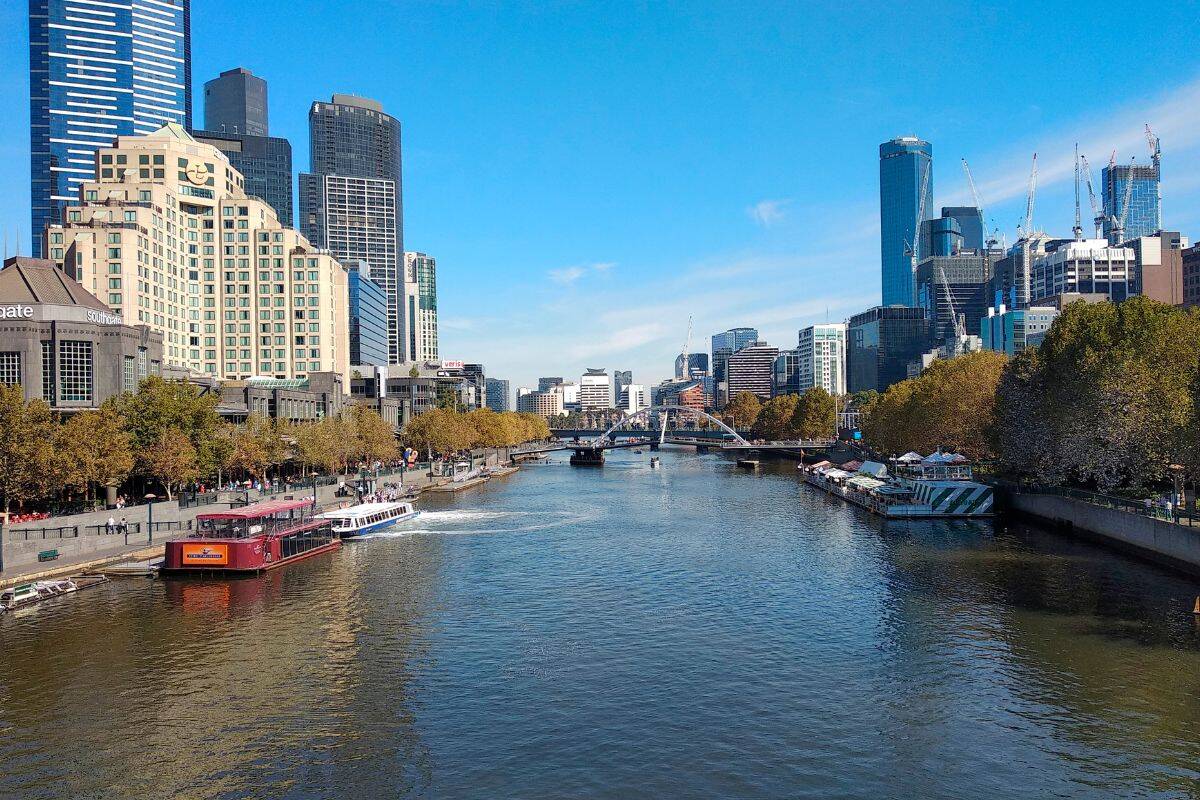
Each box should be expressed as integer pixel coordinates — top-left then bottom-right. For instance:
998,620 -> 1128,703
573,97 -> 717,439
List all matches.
538,377 -> 564,392
347,264 -> 389,366
485,378 -> 510,412
726,343 -> 779,401
796,323 -> 847,396
28,0 -> 192,256
1103,157 -> 1162,244
940,207 -> 984,251
579,368 -> 613,410
46,124 -> 350,382
710,327 -> 759,382
915,253 -> 992,343
613,369 -> 632,403
847,306 -> 930,393
300,95 -> 404,361
194,68 -> 293,226
674,352 -> 709,380
773,350 -> 802,396
879,137 -> 933,306
402,252 -> 438,362
203,68 -> 267,136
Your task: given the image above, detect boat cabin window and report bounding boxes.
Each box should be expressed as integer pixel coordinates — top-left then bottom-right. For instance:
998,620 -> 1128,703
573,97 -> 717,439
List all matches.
195,503 -> 314,538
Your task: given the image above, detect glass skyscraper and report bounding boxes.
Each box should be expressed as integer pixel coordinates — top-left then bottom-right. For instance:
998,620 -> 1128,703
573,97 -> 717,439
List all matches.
28,0 -> 192,257
347,264 -> 390,367
711,327 -> 759,382
300,95 -> 404,362
879,137 -> 933,306
1102,161 -> 1161,244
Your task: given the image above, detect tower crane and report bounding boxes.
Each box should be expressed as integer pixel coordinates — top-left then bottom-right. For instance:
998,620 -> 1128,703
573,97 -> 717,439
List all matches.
1145,123 -> 1162,230
1017,154 -> 1038,308
1111,156 -> 1136,245
906,165 -> 931,305
678,315 -> 693,380
1079,154 -> 1104,239
1073,144 -> 1083,242
961,159 -> 999,249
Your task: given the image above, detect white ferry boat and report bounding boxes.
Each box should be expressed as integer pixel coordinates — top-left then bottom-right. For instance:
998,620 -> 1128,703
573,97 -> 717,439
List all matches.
318,501 -> 419,539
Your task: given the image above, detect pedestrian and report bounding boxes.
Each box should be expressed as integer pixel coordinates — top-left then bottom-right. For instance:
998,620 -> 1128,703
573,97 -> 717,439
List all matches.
106,515 -> 116,535
119,517 -> 128,536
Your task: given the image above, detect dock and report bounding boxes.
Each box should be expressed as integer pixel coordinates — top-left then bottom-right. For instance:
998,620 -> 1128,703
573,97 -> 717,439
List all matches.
429,475 -> 491,493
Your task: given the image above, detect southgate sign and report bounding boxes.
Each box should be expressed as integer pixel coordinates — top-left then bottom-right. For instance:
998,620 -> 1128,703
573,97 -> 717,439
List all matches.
85,309 -> 124,326
0,305 -> 33,319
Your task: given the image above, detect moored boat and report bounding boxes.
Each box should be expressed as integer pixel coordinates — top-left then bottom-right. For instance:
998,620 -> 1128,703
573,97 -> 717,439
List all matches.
161,498 -> 340,576
801,452 -> 993,518
318,501 -> 419,538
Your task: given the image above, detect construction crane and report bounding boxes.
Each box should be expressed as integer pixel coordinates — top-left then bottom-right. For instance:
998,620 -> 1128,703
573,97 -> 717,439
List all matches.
938,265 -> 964,342
678,315 -> 693,380
1017,154 -> 1038,308
906,165 -> 931,305
1079,154 -> 1104,239
961,159 -> 999,249
1145,123 -> 1162,230
1073,144 -> 1083,241
1111,156 -> 1137,245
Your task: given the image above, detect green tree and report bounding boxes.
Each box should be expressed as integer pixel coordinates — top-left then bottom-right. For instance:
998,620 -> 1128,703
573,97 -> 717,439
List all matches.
224,414 -> 287,481
53,407 -> 134,502
347,404 -> 400,465
0,385 -> 57,512
141,427 -> 199,500
295,416 -> 350,475
792,387 -> 836,440
752,395 -> 799,440
724,392 -> 762,430
109,376 -> 221,476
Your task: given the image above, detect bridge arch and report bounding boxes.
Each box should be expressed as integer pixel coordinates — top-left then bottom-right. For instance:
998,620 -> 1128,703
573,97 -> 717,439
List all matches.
595,405 -> 749,447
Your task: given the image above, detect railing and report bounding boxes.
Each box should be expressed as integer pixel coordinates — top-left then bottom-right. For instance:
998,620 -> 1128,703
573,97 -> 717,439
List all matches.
6,526 -> 80,541
1009,483 -> 1200,527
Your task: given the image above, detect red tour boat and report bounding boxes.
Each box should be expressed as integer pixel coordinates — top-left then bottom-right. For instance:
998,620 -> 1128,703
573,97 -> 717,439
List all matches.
162,497 -> 340,575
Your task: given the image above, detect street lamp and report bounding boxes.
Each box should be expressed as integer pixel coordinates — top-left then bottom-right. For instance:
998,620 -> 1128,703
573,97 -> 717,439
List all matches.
1169,464 -> 1186,520
143,493 -> 157,542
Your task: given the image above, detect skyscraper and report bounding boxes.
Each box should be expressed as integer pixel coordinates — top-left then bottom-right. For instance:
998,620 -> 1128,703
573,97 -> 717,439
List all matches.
1103,159 -> 1161,244
613,369 -> 632,403
726,343 -> 779,401
28,0 -> 192,256
796,323 -> 847,396
847,306 -> 930,393
879,137 -> 933,306
300,95 -> 404,361
580,369 -> 613,410
403,252 -> 439,362
203,68 -> 267,136
347,264 -> 389,366
485,378 -> 510,412
711,327 -> 759,382
194,68 -> 292,226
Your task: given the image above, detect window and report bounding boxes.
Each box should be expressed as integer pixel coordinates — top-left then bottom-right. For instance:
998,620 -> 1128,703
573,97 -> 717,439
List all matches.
41,341 -> 54,403
58,340 -> 93,403
123,356 -> 136,392
137,347 -> 148,381
0,352 -> 20,387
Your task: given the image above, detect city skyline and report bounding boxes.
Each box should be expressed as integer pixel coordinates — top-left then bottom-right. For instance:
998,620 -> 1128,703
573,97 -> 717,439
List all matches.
3,2 -> 1200,390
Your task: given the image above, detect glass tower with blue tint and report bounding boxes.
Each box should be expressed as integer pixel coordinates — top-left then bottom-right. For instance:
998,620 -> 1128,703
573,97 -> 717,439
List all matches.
348,264 -> 390,367
29,0 -> 192,257
879,137 -> 932,306
1102,161 -> 1161,244
711,327 -> 759,383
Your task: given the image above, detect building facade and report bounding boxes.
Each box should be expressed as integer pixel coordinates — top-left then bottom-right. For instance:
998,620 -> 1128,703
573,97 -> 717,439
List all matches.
29,0 -> 192,256
1185,245 -> 1200,308
879,137 -> 932,306
579,368 -> 612,410
538,377 -> 563,392
674,352 -> 709,380
0,256 -> 164,409
192,132 -> 293,228
45,124 -> 350,383
981,304 -> 1058,356
796,323 -> 846,396
517,388 -> 564,417
402,252 -> 438,362
485,377 -> 510,412
847,306 -> 929,393
711,327 -> 758,386
772,349 -> 801,396
1128,231 -> 1187,306
347,265 -> 389,366
617,383 -> 648,414
300,95 -> 404,362
202,67 -> 267,137
1030,239 -> 1136,303
1103,159 -> 1161,244
915,253 -> 992,343
725,342 -> 778,401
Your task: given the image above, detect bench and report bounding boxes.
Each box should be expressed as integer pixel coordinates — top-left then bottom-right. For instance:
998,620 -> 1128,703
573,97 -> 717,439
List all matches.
37,549 -> 59,562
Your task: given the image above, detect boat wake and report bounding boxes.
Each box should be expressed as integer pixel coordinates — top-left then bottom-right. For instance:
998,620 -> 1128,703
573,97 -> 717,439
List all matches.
356,508 -> 599,538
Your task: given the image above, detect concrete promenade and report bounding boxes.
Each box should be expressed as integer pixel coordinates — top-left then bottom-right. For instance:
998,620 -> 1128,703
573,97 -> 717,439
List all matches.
0,451 -> 511,585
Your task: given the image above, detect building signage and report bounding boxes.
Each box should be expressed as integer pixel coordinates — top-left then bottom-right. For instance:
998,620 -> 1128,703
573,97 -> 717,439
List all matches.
441,360 -> 464,369
85,309 -> 124,326
0,306 -> 33,319
180,543 -> 229,566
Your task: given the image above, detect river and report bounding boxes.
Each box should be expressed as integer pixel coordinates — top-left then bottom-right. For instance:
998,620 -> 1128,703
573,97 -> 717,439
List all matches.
2,448 -> 1199,799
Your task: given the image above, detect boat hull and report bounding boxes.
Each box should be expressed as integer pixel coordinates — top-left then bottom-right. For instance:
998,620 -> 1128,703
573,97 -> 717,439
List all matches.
339,511 -> 419,538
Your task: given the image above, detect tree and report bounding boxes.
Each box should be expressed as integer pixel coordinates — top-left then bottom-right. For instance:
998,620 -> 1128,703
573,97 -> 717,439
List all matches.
792,387 -> 836,440
224,414 -> 287,481
347,404 -> 400,465
402,408 -> 478,456
53,408 -> 133,501
752,395 -> 799,440
724,392 -> 762,430
141,427 -> 199,500
408,364 -> 420,379
0,385 -> 57,512
295,416 -> 350,475
109,376 -> 220,476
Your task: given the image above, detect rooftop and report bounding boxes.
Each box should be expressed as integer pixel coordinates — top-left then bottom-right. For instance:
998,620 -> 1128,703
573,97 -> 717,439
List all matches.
0,257 -> 111,310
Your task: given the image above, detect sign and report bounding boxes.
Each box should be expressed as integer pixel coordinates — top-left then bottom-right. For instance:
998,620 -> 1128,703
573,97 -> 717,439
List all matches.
0,306 -> 33,319
181,543 -> 229,566
85,309 -> 123,326
441,360 -> 464,369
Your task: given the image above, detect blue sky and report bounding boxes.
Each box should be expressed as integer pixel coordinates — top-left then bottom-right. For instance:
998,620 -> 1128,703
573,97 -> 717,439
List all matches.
2,1 -> 1199,393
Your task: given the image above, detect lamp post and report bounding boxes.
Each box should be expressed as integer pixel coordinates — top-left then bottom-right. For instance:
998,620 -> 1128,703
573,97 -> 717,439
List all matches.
143,493 -> 157,542
1169,464 -> 1186,522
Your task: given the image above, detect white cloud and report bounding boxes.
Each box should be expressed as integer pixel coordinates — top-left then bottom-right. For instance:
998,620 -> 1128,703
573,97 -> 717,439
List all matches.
747,198 -> 791,227
548,265 -> 586,284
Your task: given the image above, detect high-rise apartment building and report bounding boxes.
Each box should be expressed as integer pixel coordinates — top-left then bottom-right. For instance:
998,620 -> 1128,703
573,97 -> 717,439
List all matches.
29,0 -> 192,256
879,137 -> 933,306
300,95 -> 403,361
1030,239 -> 1136,303
580,368 -> 612,410
45,125 -> 350,382
1103,157 -> 1161,244
202,68 -> 267,136
796,323 -> 846,396
726,342 -> 778,401
485,378 -> 510,412
403,252 -> 438,362
347,265 -> 389,366
194,68 -> 292,226
847,306 -> 929,393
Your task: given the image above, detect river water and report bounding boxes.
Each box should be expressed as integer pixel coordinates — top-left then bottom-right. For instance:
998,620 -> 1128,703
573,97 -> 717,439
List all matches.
2,449 -> 1200,799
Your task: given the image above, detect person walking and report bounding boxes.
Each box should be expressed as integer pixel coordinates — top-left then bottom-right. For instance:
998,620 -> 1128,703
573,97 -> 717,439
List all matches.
106,516 -> 116,535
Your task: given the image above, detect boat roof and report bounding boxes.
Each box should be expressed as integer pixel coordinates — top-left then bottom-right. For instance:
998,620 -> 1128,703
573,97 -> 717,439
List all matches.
197,497 -> 314,520
319,501 -> 412,518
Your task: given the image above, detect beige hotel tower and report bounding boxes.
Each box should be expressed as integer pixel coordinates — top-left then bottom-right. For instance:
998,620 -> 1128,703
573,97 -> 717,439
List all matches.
44,124 -> 349,383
